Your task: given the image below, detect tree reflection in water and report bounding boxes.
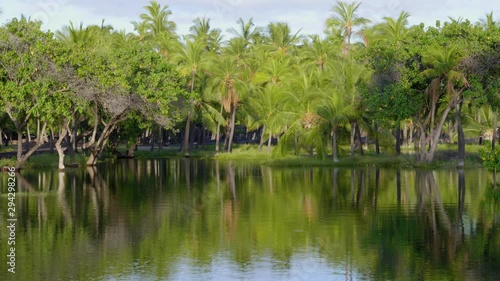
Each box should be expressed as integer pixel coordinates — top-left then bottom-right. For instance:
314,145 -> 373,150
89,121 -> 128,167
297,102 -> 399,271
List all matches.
0,161 -> 498,280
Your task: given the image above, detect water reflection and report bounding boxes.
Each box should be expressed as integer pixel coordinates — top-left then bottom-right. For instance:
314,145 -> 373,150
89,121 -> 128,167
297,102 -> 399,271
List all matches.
0,160 -> 498,280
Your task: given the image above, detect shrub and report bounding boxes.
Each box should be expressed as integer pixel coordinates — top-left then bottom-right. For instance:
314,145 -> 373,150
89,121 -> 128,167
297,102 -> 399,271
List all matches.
479,145 -> 500,171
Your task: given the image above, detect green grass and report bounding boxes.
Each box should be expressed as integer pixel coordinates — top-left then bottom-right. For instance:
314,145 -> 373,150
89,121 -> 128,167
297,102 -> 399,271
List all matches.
134,147 -> 215,159
0,157 -> 16,167
0,145 -> 16,153
21,153 -> 87,169
215,144 -> 272,161
213,144 -> 483,169
0,143 -> 486,170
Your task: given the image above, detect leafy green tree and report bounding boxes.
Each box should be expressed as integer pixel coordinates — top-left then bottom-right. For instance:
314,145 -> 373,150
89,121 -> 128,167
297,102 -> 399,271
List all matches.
362,11 -> 416,154
0,18 -> 62,169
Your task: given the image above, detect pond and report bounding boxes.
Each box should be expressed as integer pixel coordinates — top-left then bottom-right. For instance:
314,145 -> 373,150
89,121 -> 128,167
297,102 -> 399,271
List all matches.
0,158 -> 499,280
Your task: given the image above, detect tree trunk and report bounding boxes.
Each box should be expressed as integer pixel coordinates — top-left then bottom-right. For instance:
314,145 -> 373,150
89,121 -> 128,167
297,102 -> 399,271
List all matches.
86,116 -> 123,166
409,122 -> 413,148
374,122 -> 380,154
183,109 -> 191,157
355,121 -> 363,156
55,120 -> 70,170
395,124 -> 401,155
267,129 -> 272,154
227,105 -> 237,153
27,125 -> 31,142
259,125 -> 266,152
350,121 -> 355,156
127,138 -> 139,157
456,103 -> 465,167
418,100 -> 456,162
493,110 -> 497,151
15,122 -> 48,170
158,126 -> 163,150
25,127 -> 30,154
16,130 -> 22,161
332,127 -> 338,162
83,104 -> 99,151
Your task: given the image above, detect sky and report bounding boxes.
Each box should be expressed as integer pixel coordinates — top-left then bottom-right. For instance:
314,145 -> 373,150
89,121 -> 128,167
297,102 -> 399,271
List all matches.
0,0 -> 498,38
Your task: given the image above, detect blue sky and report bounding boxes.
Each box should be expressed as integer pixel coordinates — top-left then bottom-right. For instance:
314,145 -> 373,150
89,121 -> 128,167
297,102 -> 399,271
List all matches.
1,0 -> 498,37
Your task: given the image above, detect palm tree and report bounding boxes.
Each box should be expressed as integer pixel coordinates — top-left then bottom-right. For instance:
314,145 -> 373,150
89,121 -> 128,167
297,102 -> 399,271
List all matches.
301,35 -> 340,74
249,85 -> 288,153
139,0 -> 176,36
479,11 -> 496,30
187,17 -> 223,52
131,20 -> 152,42
226,37 -> 249,63
316,87 -> 356,162
265,22 -> 302,55
173,37 -> 212,156
228,18 -> 263,45
274,67 -> 326,157
328,58 -> 370,156
155,30 -> 180,57
376,11 -> 411,43
325,1 -> 370,54
56,22 -> 100,47
251,55 -> 294,152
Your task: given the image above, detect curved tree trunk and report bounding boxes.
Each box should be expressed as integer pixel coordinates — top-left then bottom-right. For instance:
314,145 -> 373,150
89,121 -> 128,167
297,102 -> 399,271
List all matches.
15,122 -> 47,170
55,120 -> 70,171
227,105 -> 237,153
86,117 -> 122,166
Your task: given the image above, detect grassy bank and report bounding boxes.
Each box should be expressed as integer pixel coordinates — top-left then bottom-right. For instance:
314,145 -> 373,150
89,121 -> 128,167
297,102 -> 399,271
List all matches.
134,143 -> 484,169
0,153 -> 88,169
214,145 -> 482,169
0,143 -> 485,170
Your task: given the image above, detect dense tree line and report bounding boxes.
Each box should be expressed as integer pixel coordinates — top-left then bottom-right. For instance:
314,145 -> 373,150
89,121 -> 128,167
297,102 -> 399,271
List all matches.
1,1 -> 499,169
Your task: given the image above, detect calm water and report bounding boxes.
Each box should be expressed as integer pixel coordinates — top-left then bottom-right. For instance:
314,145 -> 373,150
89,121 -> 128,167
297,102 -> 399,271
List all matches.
0,158 -> 499,281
